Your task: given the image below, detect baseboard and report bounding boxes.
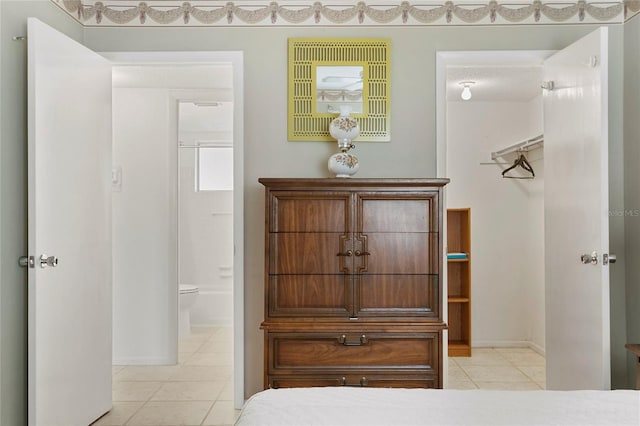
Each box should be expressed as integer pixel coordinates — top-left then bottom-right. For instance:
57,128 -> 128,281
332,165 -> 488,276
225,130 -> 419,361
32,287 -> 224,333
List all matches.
474,340 -> 530,348
528,341 -> 545,356
191,320 -> 232,327
473,340 -> 546,356
112,356 -> 176,365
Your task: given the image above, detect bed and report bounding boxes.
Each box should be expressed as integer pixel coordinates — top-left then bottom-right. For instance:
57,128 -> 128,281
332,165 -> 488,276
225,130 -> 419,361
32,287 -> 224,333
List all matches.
235,387 -> 640,426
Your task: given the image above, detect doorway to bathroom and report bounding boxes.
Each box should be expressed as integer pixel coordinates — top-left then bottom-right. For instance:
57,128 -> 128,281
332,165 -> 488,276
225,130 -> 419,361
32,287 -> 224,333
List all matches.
177,100 -> 234,334
106,52 -> 245,409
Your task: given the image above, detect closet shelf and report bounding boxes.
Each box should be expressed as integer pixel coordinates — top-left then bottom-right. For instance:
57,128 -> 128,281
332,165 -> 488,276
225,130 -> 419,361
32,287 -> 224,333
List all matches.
448,296 -> 470,303
447,252 -> 468,260
490,134 -> 544,160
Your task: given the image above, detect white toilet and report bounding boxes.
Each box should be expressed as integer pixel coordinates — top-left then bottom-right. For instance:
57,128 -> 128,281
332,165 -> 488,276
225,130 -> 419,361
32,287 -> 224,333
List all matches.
179,284 -> 199,337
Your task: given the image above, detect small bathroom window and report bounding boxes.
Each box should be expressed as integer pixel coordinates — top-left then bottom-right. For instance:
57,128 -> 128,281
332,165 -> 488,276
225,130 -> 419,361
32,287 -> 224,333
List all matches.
196,145 -> 233,191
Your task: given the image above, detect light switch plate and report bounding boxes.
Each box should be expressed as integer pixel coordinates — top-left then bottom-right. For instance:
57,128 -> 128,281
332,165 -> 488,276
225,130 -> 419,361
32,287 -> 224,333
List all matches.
112,166 -> 122,192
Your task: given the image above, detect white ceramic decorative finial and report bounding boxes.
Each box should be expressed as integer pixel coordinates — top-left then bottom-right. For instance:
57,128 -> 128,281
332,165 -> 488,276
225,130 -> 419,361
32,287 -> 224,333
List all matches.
328,105 -> 360,177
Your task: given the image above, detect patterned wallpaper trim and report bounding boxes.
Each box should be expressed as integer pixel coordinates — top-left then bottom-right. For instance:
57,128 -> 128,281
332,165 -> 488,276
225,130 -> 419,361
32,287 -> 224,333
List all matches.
52,0 -> 639,27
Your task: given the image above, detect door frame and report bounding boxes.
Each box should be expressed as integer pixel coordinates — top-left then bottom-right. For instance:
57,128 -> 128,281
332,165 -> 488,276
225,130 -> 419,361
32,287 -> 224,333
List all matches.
101,51 -> 245,408
436,46 -> 623,389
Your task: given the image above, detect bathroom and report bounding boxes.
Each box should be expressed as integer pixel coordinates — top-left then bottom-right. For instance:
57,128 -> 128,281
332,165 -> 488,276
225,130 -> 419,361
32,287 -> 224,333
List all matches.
111,63 -> 235,365
178,100 -> 234,336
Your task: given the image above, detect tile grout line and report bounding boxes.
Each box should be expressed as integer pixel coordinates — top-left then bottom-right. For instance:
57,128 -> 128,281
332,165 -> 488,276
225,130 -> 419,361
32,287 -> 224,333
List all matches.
448,347 -> 546,390
199,399 -> 218,426
499,348 -> 546,389
109,326 -> 233,426
451,357 -> 477,387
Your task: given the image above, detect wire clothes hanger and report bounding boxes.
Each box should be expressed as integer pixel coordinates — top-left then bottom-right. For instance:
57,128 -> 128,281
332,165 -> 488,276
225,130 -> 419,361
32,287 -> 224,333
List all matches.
502,152 -> 535,179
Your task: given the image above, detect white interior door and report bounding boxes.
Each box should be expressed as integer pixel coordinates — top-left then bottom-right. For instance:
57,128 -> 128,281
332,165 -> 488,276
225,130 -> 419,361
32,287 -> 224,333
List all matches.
27,18 -> 112,425
543,27 -> 610,390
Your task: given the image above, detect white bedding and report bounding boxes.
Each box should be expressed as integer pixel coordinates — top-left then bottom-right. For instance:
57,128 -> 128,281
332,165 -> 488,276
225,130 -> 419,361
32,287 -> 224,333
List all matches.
235,387 -> 640,426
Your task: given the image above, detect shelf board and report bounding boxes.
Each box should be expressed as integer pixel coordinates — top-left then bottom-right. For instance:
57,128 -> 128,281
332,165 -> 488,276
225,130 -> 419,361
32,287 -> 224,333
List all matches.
448,297 -> 470,303
448,341 -> 471,357
447,258 -> 469,263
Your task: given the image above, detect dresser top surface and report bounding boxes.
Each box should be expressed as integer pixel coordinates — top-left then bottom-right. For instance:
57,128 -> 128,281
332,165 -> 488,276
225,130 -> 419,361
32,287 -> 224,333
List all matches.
259,178 -> 450,189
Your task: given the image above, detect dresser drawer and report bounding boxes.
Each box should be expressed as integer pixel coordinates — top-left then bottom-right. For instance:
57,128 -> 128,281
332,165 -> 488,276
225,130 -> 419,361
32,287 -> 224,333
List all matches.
267,332 -> 440,375
268,373 -> 438,389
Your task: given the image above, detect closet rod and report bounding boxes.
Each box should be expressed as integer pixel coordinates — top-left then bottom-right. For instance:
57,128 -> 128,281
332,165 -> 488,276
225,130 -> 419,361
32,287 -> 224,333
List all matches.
490,134 -> 544,160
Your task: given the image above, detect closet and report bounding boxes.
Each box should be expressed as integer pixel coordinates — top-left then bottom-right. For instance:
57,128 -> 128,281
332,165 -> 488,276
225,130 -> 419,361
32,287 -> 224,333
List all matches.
446,92 -> 545,354
259,178 -> 448,389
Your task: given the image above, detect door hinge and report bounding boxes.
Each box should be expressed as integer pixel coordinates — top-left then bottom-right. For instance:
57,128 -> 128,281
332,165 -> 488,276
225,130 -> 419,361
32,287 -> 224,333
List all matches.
541,81 -> 555,91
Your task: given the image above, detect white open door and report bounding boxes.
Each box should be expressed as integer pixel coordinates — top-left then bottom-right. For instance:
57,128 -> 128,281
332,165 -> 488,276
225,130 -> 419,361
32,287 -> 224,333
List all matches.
27,18 -> 112,425
543,27 -> 610,390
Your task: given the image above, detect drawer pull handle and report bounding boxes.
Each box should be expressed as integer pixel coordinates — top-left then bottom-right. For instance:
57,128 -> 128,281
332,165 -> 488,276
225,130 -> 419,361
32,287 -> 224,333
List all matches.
338,334 -> 368,346
354,250 -> 370,257
339,376 -> 368,387
337,250 -> 353,257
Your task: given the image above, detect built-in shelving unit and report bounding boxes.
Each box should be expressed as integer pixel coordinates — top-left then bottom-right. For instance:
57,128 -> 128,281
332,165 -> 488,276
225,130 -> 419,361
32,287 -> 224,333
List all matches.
447,208 -> 471,357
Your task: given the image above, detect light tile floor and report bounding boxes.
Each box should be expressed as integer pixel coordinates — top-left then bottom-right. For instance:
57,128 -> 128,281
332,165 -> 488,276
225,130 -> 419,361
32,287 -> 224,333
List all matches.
448,347 -> 546,390
92,326 -> 240,426
93,335 -> 544,425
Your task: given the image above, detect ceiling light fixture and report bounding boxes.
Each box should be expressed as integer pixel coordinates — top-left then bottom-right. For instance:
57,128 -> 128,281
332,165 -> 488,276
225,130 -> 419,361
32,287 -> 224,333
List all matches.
459,81 -> 475,101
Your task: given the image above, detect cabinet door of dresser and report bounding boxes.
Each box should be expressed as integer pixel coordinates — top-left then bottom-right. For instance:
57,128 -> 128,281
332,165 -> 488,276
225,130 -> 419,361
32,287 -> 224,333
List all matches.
354,192 -> 441,319
267,191 -> 353,318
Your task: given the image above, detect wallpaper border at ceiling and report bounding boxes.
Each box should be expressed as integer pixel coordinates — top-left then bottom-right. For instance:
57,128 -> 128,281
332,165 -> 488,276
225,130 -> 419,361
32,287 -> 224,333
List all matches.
52,0 -> 639,27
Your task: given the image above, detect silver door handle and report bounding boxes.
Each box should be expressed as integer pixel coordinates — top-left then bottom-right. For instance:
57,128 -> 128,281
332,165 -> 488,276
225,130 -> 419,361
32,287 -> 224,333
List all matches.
580,251 -> 598,265
604,253 -> 616,265
40,254 -> 58,268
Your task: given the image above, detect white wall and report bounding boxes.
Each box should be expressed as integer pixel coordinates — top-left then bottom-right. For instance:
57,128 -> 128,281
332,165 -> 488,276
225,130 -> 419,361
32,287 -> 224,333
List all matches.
446,96 -> 545,352
112,87 -> 177,364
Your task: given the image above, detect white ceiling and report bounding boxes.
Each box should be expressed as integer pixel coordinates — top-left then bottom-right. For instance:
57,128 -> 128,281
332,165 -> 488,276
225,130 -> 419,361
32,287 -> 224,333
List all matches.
112,64 -> 232,89
444,51 -> 552,103
447,65 -> 543,102
179,101 -> 233,133
110,65 -> 235,135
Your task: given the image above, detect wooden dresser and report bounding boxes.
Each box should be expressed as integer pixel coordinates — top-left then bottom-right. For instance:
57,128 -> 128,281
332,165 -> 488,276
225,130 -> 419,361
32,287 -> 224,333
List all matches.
259,178 -> 449,389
